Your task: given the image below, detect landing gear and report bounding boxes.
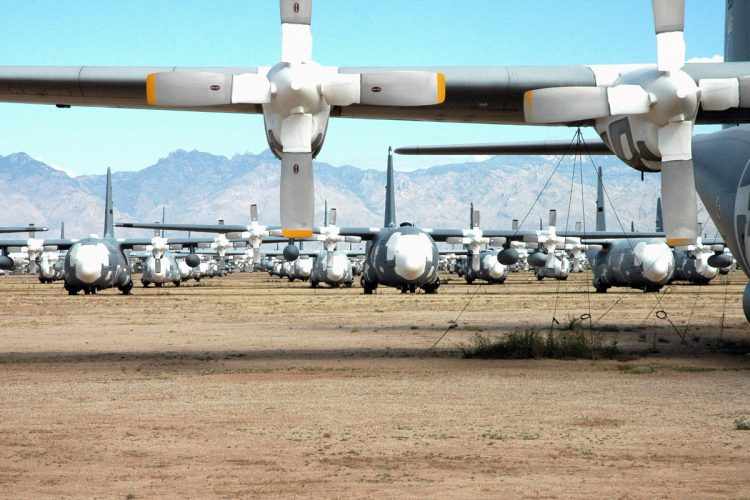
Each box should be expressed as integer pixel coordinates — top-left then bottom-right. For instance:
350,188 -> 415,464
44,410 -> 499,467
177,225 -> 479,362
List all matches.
310,281 -> 319,288
155,283 -> 163,288
142,281 -> 150,288
173,281 -> 181,287
119,279 -> 134,295
362,277 -> 378,295
594,283 -> 609,294
345,281 -> 353,288
643,285 -> 662,293
743,283 -> 750,323
65,283 -> 79,296
422,278 -> 440,295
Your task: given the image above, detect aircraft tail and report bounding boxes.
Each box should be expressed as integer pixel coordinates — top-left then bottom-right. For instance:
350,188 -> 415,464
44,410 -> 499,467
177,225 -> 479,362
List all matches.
60,222 -> 65,239
469,202 -> 474,229
161,206 -> 166,237
324,200 -> 328,226
104,167 -> 114,238
596,166 -> 606,231
384,147 -> 396,228
726,0 -> 750,62
656,197 -> 664,232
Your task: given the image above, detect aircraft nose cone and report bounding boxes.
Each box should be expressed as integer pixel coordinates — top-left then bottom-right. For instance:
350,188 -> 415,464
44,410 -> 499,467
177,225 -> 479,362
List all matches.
642,248 -> 672,284
395,253 -> 426,281
75,259 -> 101,284
328,264 -> 344,282
489,263 -> 506,279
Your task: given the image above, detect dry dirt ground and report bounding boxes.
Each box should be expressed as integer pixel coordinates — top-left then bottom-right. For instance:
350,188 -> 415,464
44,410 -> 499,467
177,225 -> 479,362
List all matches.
0,271 -> 749,499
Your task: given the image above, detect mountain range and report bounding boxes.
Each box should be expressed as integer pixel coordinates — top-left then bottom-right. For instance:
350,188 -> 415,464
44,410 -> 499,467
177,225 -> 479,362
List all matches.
0,149 -> 711,239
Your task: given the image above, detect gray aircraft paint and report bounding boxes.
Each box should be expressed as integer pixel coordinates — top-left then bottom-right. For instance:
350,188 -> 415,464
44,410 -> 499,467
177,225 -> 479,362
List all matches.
596,167 -> 606,232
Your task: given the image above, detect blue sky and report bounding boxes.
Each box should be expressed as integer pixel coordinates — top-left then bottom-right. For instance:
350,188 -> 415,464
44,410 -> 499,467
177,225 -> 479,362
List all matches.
0,0 -> 726,175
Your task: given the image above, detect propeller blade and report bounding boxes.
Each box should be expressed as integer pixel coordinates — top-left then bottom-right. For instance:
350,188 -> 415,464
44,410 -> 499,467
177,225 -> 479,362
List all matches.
280,152 -> 314,238
146,72 -> 232,107
281,0 -> 312,63
653,0 -> 685,72
281,114 -> 313,153
661,159 -> 698,246
232,73 -> 271,104
524,87 -> 609,124
359,71 -> 446,107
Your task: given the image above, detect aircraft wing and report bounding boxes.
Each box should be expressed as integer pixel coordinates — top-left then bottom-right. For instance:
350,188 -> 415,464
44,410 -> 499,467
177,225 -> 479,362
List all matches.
117,222 -> 252,233
116,237 -> 218,250
395,140 -> 612,156
0,238 -> 76,250
5,63 -> 750,125
0,226 -> 49,234
336,227 -> 382,241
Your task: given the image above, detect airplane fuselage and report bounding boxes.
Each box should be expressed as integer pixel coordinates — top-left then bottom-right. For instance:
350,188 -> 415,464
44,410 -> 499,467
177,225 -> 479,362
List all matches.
588,239 -> 675,293
361,225 -> 440,294
310,251 -> 354,288
63,238 -> 133,295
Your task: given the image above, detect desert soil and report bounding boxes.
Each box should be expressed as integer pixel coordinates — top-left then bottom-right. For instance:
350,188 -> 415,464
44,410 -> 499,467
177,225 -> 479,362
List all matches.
0,272 -> 749,499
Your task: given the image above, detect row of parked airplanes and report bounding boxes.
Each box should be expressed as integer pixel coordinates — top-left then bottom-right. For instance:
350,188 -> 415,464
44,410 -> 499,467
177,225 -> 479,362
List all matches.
0,149 -> 737,296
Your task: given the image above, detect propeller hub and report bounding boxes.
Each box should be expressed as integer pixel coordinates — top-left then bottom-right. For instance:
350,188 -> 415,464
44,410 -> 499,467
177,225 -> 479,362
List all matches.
267,63 -> 326,117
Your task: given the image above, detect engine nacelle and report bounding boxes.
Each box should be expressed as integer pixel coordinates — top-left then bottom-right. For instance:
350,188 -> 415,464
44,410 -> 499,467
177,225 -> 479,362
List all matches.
0,256 -> 14,270
185,254 -> 201,268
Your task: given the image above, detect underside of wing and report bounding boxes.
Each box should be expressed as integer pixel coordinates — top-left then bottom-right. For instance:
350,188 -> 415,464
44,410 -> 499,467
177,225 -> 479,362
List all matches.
395,140 -> 612,156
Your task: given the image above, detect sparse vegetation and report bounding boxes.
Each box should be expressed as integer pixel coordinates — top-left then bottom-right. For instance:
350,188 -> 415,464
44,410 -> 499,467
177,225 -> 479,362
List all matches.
736,417 -> 750,431
618,365 -> 656,375
461,329 -> 620,360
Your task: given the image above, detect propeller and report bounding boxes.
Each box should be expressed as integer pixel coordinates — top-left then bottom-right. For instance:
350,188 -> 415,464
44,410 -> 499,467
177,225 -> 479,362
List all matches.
523,0 -> 742,247
145,0 -> 446,238
447,206 -> 506,272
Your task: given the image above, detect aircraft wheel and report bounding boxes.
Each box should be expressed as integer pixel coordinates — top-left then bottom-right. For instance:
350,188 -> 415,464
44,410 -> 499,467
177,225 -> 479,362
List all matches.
409,284 -> 417,294
66,287 -> 79,296
743,283 -> 750,323
155,283 -> 163,288
537,275 -> 544,281
595,285 -> 608,294
345,282 -> 353,288
142,281 -> 150,288
362,279 -> 377,295
310,281 -> 318,288
173,281 -> 181,287
644,285 -> 662,293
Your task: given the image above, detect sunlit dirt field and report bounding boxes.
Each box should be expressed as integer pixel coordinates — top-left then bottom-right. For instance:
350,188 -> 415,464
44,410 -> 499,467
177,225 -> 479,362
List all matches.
0,271 -> 748,499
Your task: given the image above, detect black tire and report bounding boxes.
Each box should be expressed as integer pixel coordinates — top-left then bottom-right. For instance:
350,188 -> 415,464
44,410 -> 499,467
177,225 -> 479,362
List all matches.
173,281 -> 181,287
155,283 -> 163,288
311,281 -> 319,288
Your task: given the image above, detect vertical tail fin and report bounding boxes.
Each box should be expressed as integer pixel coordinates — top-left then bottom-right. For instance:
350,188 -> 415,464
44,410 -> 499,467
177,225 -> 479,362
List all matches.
324,200 -> 328,226
161,206 -> 166,237
28,223 -> 36,238
656,197 -> 664,232
596,166 -> 606,231
384,147 -> 396,228
104,167 -> 114,238
469,202 -> 475,229
60,222 -> 65,239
